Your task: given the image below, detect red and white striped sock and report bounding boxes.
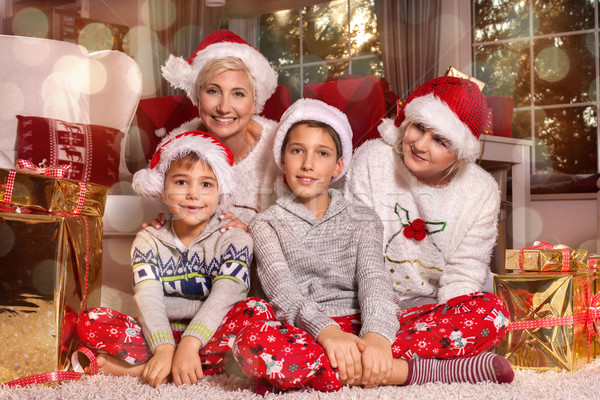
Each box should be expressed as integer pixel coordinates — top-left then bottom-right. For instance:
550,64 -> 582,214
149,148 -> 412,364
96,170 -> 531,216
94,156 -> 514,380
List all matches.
404,352 -> 514,385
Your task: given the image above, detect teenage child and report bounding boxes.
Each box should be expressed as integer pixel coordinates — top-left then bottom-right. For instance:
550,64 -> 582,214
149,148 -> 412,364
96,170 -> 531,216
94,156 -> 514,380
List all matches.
76,131 -> 272,387
232,99 -> 514,394
344,76 -> 512,361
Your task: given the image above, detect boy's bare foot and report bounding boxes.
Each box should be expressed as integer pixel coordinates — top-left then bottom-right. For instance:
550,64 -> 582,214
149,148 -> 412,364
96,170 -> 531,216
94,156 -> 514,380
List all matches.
86,354 -> 145,377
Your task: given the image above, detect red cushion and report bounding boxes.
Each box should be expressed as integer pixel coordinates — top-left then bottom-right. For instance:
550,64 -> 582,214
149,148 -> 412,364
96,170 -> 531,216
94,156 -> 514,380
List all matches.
260,84 -> 293,122
16,115 -> 124,187
485,96 -> 514,138
303,75 -> 389,149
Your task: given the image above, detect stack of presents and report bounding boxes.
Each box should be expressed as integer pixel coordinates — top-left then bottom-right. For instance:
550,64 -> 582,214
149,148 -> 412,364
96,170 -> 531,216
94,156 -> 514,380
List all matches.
0,164 -> 599,383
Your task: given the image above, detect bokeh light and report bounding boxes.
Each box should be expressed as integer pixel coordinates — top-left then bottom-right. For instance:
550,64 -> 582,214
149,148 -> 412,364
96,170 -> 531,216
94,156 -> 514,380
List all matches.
534,46 -> 569,83
0,82 -> 25,121
106,237 -> 134,266
141,0 -> 177,31
104,199 -> 145,234
11,36 -> 51,66
12,7 -> 49,38
0,223 -> 15,258
123,25 -> 164,97
89,59 -> 108,95
509,207 -> 543,245
32,260 -> 56,295
578,239 -> 599,253
588,78 -> 596,102
78,23 -> 115,52
174,25 -> 203,49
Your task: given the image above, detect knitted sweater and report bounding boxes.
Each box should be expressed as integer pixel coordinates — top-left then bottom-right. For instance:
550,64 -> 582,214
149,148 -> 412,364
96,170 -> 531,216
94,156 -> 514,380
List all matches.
168,115 -> 283,223
344,139 -> 500,304
131,215 -> 253,351
248,189 -> 400,344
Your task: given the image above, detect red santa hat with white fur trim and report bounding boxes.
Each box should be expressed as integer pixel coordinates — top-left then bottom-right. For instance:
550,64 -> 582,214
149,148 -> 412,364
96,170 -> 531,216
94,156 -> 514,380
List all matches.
132,131 -> 235,211
161,29 -> 278,114
378,76 -> 492,163
273,98 -> 353,182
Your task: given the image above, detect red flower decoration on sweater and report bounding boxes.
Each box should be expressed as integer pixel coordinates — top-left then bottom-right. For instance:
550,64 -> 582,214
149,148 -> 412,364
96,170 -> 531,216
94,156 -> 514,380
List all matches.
403,218 -> 428,241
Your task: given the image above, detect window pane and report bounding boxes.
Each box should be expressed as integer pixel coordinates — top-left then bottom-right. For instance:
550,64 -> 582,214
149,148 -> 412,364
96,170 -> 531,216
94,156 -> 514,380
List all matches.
303,61 -> 349,86
259,9 -> 300,65
474,41 -> 531,107
533,0 -> 595,35
350,0 -> 380,57
512,109 -> 532,139
534,106 -> 597,174
351,56 -> 384,77
473,0 -> 529,42
277,67 -> 302,102
533,34 -> 596,105
302,0 -> 349,61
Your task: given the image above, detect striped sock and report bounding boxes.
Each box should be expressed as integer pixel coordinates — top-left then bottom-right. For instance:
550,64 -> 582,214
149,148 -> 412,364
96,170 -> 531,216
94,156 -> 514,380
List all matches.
404,352 -> 514,385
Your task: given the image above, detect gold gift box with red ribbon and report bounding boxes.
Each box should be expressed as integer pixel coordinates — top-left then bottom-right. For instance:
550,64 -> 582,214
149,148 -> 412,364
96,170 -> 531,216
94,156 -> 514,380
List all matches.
505,244 -> 589,272
493,271 -> 600,371
0,166 -> 105,383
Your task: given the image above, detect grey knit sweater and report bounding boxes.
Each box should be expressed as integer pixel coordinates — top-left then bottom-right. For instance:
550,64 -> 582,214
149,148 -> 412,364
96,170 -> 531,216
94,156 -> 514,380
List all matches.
248,189 -> 399,344
131,215 -> 252,351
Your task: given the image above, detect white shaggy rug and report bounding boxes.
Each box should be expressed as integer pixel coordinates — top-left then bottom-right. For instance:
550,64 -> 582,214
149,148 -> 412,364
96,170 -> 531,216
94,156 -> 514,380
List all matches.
2,357 -> 600,400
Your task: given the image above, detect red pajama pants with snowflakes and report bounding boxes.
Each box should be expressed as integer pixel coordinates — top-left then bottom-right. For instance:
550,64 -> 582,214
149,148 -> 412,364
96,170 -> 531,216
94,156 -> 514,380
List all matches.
75,297 -> 274,375
232,291 -> 509,392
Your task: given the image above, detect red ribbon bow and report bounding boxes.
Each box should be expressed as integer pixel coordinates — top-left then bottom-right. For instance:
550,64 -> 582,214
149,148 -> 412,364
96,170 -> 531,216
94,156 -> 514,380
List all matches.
16,159 -> 71,178
518,241 -> 571,272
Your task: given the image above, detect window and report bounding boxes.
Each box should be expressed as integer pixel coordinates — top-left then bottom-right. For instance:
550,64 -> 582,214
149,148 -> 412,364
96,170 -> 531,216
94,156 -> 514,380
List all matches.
472,0 -> 598,178
257,0 -> 382,101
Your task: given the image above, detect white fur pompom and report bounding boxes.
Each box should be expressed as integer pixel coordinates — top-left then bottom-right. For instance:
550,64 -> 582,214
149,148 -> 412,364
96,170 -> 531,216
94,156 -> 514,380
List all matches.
155,127 -> 167,138
378,118 -> 401,146
161,55 -> 193,91
132,168 -> 164,199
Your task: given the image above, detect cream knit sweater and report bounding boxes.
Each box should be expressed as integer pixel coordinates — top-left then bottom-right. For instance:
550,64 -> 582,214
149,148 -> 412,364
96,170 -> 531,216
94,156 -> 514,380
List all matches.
344,139 -> 500,304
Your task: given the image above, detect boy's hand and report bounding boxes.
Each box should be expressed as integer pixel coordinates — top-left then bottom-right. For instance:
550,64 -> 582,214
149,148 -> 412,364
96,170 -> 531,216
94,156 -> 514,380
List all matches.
171,336 -> 204,386
316,325 -> 364,385
219,212 -> 248,232
359,332 -> 393,388
143,344 -> 175,387
142,213 -> 166,230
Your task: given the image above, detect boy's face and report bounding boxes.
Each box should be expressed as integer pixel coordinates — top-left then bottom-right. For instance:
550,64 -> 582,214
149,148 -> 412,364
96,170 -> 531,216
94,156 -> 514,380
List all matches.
162,160 -> 219,235
282,124 -> 343,207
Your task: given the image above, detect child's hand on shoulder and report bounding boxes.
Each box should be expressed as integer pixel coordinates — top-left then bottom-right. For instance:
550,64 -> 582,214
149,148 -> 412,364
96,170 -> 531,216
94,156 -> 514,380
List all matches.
143,344 -> 175,387
359,332 -> 393,388
171,336 -> 204,386
316,325 -> 364,385
219,212 -> 248,233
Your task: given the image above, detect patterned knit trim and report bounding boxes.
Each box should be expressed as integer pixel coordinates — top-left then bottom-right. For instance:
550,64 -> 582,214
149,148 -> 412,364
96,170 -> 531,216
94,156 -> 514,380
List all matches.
222,259 -> 248,268
148,331 -> 176,348
185,323 -> 213,342
213,275 -> 248,294
170,322 -> 188,332
161,273 -> 210,282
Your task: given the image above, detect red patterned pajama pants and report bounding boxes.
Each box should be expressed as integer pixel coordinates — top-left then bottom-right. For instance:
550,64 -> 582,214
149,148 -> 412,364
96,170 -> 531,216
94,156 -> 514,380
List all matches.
233,291 -> 509,392
75,297 -> 273,375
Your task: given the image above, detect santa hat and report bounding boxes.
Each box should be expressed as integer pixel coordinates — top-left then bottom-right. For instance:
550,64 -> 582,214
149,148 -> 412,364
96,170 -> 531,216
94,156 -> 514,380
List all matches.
162,29 -> 278,114
132,131 -> 235,208
273,99 -> 353,182
378,76 -> 492,163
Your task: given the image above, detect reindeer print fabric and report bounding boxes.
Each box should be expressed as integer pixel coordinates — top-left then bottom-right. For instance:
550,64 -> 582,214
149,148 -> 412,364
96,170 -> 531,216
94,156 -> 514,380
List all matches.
76,297 -> 271,375
16,115 -> 124,187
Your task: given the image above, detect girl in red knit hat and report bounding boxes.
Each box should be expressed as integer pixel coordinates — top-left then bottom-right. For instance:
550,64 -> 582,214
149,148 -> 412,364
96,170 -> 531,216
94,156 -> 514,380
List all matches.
342,76 -> 514,386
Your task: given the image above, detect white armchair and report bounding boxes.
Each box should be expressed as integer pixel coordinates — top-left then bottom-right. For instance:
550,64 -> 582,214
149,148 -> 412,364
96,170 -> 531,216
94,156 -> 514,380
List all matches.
0,34 -> 161,314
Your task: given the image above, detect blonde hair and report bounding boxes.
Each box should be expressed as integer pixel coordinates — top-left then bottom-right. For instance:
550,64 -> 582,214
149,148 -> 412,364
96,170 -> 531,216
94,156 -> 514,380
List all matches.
193,56 -> 256,105
394,118 -> 463,186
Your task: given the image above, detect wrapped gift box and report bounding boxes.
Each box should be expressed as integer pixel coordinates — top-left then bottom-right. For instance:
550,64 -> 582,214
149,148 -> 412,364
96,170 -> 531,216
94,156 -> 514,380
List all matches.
505,248 -> 588,272
0,170 -> 106,383
493,271 -> 598,371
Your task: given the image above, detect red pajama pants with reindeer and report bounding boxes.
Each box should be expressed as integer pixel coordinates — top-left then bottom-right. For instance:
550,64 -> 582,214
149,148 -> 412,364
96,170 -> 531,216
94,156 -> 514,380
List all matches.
232,291 -> 509,392
75,297 -> 274,375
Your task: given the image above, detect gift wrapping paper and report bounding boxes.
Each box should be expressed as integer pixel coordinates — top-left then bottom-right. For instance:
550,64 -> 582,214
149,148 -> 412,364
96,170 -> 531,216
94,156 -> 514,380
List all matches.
505,248 -> 589,272
0,169 -> 107,217
493,271 -> 597,371
0,212 -> 103,383
445,66 -> 486,91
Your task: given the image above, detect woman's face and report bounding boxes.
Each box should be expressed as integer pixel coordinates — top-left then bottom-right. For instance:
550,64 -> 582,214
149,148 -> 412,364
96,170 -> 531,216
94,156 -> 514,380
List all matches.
402,122 -> 458,186
198,69 -> 255,142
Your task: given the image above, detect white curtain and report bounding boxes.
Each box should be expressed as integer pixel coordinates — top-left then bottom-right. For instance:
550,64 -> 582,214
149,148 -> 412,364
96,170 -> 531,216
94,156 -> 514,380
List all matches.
374,0 -> 441,99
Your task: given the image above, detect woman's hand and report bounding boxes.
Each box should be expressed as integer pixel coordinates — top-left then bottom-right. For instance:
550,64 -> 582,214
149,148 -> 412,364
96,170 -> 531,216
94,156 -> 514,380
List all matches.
316,325 -> 364,385
219,212 -> 248,232
171,336 -> 204,386
141,213 -> 166,230
359,332 -> 393,388
143,344 -> 175,387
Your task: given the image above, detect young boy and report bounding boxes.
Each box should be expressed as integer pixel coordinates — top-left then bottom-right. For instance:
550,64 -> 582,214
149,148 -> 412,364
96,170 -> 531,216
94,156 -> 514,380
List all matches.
76,131 -> 271,387
232,99 -> 513,393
